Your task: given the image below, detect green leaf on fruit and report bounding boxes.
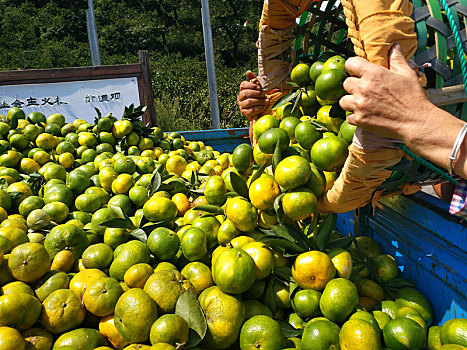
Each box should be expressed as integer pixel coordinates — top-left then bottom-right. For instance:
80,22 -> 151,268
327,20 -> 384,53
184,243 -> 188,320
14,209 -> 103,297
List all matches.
193,205 -> 225,215
248,163 -> 267,188
326,235 -> 353,250
98,218 -> 134,230
229,172 -> 249,199
273,318 -> 303,338
316,214 -> 336,251
263,277 -> 277,314
271,90 -> 299,110
129,229 -> 147,244
176,290 -> 207,344
259,236 -> 305,256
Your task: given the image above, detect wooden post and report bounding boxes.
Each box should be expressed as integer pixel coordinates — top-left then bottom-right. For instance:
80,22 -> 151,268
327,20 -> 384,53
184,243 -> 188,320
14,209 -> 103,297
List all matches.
139,50 -> 157,126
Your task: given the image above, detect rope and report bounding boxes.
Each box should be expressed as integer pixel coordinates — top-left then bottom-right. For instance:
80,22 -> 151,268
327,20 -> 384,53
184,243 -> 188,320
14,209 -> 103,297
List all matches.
397,143 -> 458,185
439,0 -> 467,95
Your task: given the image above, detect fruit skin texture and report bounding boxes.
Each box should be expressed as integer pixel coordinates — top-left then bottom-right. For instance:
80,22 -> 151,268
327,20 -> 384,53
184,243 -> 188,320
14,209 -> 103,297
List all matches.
40,289 -> 86,334
292,250 -> 336,290
320,278 -> 359,323
53,328 -> 108,350
149,314 -> 189,346
44,223 -> 90,260
143,196 -> 178,223
301,319 -> 340,350
395,287 -> 434,326
225,197 -> 257,232
8,242 -> 50,283
232,144 -> 253,172
239,315 -> 286,350
383,318 -> 426,350
274,156 -> 311,191
0,326 -> 26,350
144,269 -> 195,314
109,240 -> 150,281
198,286 -> 246,349
340,319 -> 383,350
212,248 -> 256,295
440,318 -> 467,347
0,293 -> 41,330
114,288 -> 158,344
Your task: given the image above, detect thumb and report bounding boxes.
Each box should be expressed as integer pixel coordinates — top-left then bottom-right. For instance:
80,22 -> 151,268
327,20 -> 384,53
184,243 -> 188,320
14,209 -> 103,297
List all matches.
388,42 -> 412,74
246,70 -> 257,81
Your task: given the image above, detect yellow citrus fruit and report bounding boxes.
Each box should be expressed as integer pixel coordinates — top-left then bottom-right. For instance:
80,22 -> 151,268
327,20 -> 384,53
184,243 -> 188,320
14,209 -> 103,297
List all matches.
83,276 -> 123,317
99,314 -> 129,349
180,262 -> 214,295
39,288 -> 86,334
35,133 -> 58,151
242,241 -> 275,280
149,314 -> 189,347
112,120 -> 133,139
171,193 -> 190,216
225,197 -> 257,232
239,315 -> 286,350
328,248 -> 352,279
69,268 -> 107,299
249,177 -> 281,211
143,196 -> 178,223
8,242 -> 50,283
111,173 -> 135,195
113,288 -> 158,344
0,326 -> 26,350
198,286 -> 245,349
144,269 -> 194,314
320,278 -> 359,323
0,292 -> 41,330
124,263 -> 154,289
274,155 -> 311,191
165,155 -> 187,176
212,248 -> 256,294
340,319 -> 382,350
282,188 -> 317,220
21,327 -> 54,350
292,250 -> 336,290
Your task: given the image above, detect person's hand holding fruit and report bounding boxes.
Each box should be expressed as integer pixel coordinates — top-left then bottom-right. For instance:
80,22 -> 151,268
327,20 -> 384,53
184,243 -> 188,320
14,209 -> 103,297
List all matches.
237,71 -> 269,121
340,43 -> 467,180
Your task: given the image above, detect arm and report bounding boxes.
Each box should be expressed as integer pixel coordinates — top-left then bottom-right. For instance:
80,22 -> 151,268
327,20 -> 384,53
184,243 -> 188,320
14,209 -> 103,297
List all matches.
340,43 -> 467,179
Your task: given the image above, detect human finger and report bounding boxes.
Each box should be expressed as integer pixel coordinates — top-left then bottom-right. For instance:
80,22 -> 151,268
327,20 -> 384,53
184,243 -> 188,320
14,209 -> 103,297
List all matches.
241,106 -> 268,121
239,80 -> 262,92
345,56 -> 372,78
388,42 -> 414,75
339,94 -> 356,112
239,97 -> 268,110
342,76 -> 360,95
246,71 -> 257,81
238,89 -> 266,102
345,112 -> 359,127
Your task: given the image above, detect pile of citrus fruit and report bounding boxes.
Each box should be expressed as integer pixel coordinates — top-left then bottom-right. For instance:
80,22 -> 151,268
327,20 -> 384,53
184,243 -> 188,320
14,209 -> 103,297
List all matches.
0,102 -> 464,350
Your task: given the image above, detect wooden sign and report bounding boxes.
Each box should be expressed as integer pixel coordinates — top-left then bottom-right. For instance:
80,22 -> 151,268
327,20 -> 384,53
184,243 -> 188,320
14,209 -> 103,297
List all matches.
0,50 -> 157,125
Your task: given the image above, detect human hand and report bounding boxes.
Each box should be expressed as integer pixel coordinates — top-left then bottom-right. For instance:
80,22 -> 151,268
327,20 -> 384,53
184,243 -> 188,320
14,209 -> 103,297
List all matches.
339,43 -> 436,144
238,71 -> 269,121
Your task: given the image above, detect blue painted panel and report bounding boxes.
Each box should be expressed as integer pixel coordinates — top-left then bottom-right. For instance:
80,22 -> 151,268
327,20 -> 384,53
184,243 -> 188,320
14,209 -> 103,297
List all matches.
179,128 -> 250,153
364,195 -> 467,325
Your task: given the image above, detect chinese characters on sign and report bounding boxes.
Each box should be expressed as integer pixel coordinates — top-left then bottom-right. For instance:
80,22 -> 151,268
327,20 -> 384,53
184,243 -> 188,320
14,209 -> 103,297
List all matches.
84,92 -> 121,103
0,92 -> 121,110
0,96 -> 68,109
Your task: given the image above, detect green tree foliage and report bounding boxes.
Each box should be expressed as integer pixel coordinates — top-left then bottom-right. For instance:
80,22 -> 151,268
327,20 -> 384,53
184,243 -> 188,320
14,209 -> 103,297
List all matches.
0,0 -> 262,129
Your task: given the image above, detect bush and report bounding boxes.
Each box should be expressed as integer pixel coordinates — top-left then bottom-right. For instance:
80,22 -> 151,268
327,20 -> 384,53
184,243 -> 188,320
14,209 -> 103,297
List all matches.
151,53 -> 250,131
